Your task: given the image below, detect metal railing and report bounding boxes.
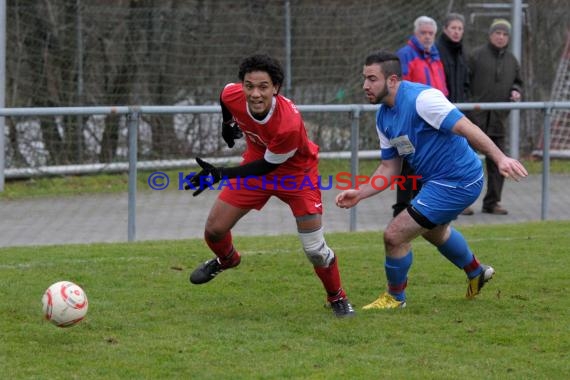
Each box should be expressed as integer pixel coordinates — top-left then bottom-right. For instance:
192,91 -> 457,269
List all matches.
1,101 -> 569,241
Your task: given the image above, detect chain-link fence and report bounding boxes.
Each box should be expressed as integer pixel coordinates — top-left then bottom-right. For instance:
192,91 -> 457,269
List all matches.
3,0 -> 570,173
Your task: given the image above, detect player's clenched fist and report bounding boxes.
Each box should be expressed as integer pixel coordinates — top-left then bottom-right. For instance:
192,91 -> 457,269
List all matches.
335,189 -> 361,209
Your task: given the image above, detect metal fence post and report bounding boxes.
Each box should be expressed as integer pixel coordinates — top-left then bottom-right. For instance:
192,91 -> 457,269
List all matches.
127,108 -> 140,242
349,107 -> 361,231
76,0 -> 84,163
541,105 -> 552,220
0,0 -> 6,192
284,0 -> 291,97
509,0 -> 523,159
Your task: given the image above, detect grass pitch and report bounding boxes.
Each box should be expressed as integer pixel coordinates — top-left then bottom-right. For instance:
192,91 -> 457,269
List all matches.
1,221 -> 569,379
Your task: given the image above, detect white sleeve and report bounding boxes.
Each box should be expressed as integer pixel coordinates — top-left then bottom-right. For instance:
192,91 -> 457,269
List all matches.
264,148 -> 297,164
415,89 -> 456,130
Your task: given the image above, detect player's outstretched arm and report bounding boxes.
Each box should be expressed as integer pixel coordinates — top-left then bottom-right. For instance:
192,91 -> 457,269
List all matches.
184,157 -> 280,196
452,117 -> 528,181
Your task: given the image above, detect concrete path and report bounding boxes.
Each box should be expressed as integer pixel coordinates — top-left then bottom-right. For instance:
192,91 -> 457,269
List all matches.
1,173 -> 568,248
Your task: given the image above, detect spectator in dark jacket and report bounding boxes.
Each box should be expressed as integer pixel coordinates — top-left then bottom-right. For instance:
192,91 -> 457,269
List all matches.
436,13 -> 474,216
436,13 -> 469,103
467,19 -> 523,215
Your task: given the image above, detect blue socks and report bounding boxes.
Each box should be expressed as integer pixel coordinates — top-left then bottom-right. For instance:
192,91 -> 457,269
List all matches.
385,251 -> 413,301
437,228 -> 482,279
384,229 -> 482,301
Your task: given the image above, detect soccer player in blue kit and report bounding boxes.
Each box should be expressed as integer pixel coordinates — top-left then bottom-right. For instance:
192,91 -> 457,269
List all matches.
336,51 -> 528,309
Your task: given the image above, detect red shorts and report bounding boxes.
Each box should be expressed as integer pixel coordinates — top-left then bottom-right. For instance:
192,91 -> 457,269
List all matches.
218,167 -> 323,217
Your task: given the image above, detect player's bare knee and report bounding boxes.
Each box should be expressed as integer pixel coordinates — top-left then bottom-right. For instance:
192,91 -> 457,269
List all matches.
204,228 -> 226,242
299,228 -> 334,267
383,230 -> 402,251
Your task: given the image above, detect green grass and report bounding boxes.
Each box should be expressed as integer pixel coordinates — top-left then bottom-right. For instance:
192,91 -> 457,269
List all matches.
1,221 -> 568,379
2,158 -> 569,200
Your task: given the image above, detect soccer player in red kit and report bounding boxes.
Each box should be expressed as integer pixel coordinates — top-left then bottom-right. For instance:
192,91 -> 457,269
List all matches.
185,54 -> 354,318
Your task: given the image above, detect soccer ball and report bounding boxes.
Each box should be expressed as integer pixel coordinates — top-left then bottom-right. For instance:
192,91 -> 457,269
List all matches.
42,281 -> 89,327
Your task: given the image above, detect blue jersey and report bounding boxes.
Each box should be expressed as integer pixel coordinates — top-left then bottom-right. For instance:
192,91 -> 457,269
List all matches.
377,81 -> 483,186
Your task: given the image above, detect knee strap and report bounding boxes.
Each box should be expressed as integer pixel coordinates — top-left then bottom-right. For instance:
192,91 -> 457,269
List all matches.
299,227 -> 334,267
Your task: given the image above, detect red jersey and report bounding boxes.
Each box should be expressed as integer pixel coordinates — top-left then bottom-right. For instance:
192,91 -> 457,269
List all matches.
221,83 -> 319,177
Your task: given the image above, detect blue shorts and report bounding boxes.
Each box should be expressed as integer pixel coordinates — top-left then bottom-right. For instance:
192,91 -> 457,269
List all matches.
410,176 -> 483,226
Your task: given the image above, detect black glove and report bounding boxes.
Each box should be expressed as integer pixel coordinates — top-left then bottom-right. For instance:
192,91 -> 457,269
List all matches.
221,121 -> 243,148
184,157 -> 223,196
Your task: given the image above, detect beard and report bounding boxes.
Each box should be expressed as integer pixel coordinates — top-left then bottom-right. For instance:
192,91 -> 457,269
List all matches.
371,83 -> 389,104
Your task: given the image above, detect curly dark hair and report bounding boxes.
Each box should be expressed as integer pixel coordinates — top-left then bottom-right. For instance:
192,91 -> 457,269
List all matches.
238,54 -> 285,90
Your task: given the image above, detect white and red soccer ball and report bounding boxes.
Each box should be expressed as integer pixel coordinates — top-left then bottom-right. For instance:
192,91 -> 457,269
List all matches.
42,281 -> 88,327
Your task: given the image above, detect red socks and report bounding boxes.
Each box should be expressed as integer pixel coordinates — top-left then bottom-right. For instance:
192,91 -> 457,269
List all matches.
205,231 -> 346,301
314,257 -> 345,302
204,231 -> 241,269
